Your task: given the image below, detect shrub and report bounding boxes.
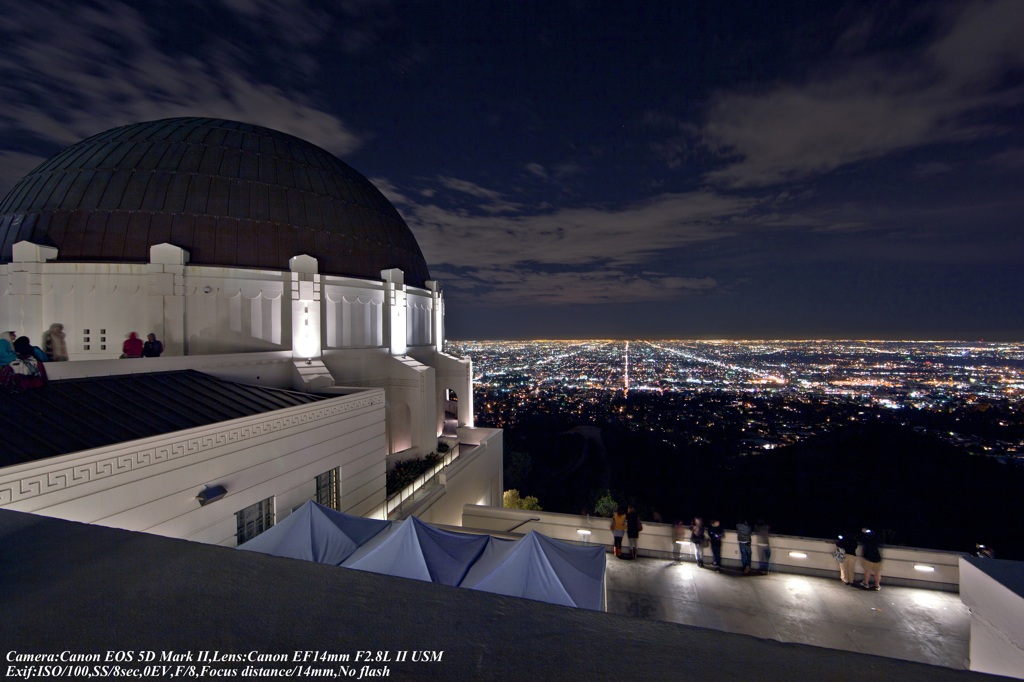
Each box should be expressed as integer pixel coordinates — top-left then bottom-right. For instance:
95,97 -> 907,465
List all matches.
503,489 -> 542,511
594,490 -> 618,518
386,452 -> 442,496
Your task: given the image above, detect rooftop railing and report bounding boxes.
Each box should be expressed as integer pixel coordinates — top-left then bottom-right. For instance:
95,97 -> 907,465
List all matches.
462,504 -> 965,591
385,438 -> 461,520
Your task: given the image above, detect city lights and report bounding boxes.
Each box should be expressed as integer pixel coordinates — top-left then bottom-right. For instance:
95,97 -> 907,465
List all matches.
450,339 -> 1024,460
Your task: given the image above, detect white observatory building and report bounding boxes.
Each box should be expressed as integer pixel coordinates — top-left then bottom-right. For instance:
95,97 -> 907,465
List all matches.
0,117 -> 502,544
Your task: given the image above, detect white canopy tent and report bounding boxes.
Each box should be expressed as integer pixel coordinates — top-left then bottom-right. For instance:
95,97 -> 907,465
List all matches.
460,530 -> 607,610
236,501 -> 391,565
238,507 -> 606,610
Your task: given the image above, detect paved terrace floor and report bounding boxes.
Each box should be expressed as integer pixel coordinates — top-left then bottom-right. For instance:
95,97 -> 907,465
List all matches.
605,554 -> 971,670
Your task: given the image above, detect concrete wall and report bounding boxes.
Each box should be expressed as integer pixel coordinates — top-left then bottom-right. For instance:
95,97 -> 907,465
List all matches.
461,506 -> 965,592
0,389 -> 387,546
960,557 -> 1024,679
401,427 -> 504,527
43,351 -> 297,387
0,246 -> 439,362
0,257 -> 292,359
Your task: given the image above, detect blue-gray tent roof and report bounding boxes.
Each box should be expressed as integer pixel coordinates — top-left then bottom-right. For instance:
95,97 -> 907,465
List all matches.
460,530 -> 607,611
237,501 -> 391,565
342,516 -> 491,586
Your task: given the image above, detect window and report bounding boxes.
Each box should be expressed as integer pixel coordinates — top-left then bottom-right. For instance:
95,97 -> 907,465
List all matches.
316,469 -> 340,510
235,496 -> 275,545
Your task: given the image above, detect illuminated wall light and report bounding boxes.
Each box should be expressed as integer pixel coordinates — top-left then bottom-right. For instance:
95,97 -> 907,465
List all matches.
914,564 -> 936,572
576,529 -> 592,543
789,551 -> 808,559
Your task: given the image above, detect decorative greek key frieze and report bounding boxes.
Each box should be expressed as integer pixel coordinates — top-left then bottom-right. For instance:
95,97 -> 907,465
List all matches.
0,393 -> 384,505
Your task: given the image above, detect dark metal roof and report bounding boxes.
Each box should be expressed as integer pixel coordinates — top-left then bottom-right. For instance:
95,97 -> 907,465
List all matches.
0,117 -> 430,286
0,509 -> 979,682
0,370 -> 325,466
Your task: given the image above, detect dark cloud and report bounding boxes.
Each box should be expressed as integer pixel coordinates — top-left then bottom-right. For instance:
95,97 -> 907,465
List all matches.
702,1 -> 1024,188
0,0 -> 362,177
0,1 -> 1020,338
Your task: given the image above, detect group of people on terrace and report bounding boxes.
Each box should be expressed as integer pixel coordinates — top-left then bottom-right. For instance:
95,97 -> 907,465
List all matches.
0,328 -> 53,392
835,528 -> 885,590
609,509 -> 894,590
1,324 -> 164,392
682,516 -> 772,574
121,332 -> 163,359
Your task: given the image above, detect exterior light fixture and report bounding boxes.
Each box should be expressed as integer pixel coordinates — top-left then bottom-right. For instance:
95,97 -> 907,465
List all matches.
576,529 -> 592,543
914,565 -> 935,572
676,540 -> 690,546
789,551 -> 808,559
196,485 -> 227,506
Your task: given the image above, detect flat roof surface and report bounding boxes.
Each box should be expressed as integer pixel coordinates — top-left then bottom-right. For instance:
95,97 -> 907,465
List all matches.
0,510 -> 996,681
0,369 -> 324,465
606,554 -> 971,670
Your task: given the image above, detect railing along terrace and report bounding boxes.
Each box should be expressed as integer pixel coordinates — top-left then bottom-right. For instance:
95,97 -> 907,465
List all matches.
462,505 -> 965,592
385,439 -> 461,519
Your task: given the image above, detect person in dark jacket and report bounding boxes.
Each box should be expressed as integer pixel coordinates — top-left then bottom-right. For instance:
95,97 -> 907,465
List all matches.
708,519 -> 724,568
736,519 -> 753,574
858,528 -> 883,590
143,333 -> 164,358
836,532 -> 860,585
625,505 -> 643,559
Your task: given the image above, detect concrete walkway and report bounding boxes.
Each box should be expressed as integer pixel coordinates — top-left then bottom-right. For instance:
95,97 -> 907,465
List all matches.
606,556 -> 971,670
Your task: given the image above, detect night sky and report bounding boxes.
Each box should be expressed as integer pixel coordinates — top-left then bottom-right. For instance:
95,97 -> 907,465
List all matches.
1,1 -> 1022,340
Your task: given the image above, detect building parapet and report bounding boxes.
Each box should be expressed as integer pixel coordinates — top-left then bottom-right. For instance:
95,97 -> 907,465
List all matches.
461,505 -> 965,592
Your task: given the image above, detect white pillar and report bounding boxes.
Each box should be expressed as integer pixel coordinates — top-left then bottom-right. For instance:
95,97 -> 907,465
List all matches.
462,356 -> 475,428
148,243 -> 187,355
382,268 -> 407,356
290,255 -> 321,359
8,242 -> 59,343
426,280 -> 444,352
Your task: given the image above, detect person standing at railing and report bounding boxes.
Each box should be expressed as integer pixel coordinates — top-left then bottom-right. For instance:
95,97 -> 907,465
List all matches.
672,520 -> 688,561
859,528 -> 884,591
708,519 -> 724,568
610,507 -> 627,558
625,505 -> 643,559
736,518 -> 753,574
690,516 -> 706,567
836,532 -> 859,585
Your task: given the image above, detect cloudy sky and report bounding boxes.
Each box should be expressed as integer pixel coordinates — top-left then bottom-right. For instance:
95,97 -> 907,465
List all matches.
1,1 -> 1022,340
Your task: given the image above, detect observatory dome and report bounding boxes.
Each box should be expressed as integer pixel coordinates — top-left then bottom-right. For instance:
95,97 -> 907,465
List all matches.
0,117 -> 429,286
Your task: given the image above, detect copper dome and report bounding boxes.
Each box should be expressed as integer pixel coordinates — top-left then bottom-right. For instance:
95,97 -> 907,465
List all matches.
0,117 -> 429,286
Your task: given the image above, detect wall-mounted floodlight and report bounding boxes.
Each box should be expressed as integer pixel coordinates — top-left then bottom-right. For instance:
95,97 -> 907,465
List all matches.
789,551 -> 808,559
196,485 -> 227,506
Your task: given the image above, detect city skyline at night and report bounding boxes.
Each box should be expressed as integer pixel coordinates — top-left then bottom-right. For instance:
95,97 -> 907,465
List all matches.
452,338 -> 1024,460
